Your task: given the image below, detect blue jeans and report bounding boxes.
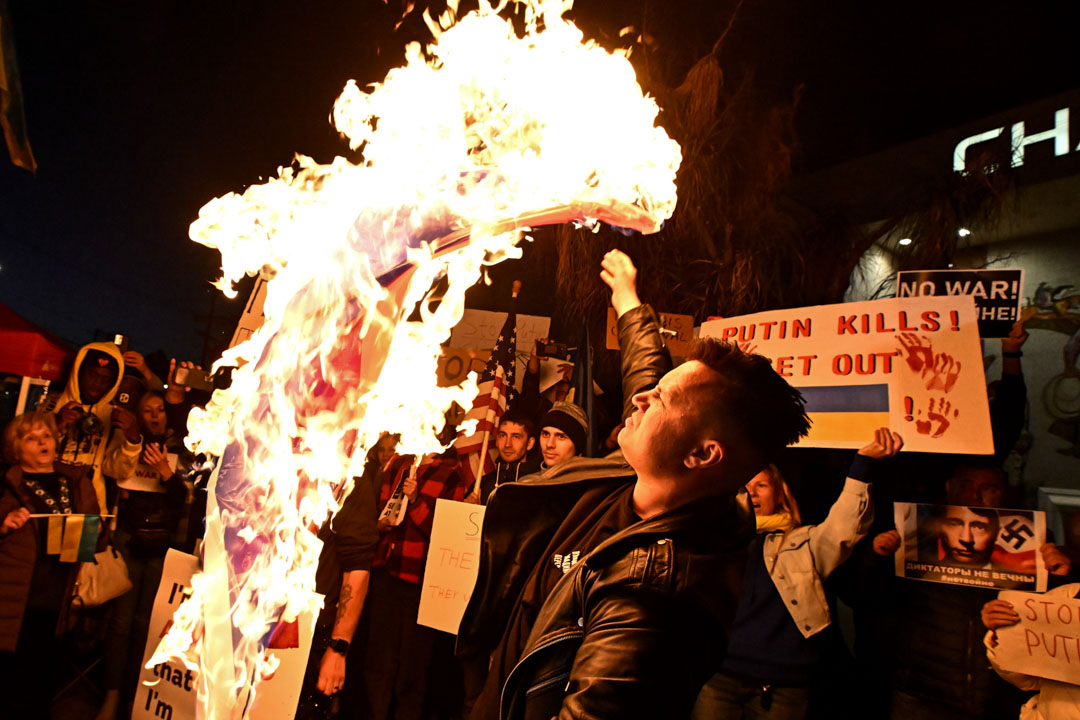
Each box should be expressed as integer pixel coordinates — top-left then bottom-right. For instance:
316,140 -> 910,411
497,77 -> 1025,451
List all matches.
692,669 -> 809,720
102,527 -> 165,695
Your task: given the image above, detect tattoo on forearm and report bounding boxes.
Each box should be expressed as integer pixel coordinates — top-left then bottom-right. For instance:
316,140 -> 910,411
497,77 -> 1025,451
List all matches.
335,584 -> 353,624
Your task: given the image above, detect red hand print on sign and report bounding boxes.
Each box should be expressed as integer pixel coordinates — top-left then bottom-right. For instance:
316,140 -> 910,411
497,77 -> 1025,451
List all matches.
897,333 -> 962,392
913,397 -> 958,438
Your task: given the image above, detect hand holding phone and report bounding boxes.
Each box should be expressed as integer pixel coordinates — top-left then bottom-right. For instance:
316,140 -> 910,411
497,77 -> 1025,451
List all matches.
174,366 -> 215,392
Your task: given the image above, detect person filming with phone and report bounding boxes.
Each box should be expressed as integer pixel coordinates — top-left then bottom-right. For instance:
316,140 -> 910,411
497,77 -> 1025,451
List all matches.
44,341 -> 144,514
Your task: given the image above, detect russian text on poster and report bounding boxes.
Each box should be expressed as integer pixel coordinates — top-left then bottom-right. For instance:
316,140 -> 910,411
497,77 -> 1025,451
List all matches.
893,502 -> 1047,592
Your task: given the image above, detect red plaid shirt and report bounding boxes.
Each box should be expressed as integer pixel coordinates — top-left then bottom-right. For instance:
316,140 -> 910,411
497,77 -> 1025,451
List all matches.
374,452 -> 469,584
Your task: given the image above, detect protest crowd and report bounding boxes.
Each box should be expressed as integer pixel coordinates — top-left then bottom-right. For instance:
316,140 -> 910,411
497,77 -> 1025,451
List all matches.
1,249 -> 1078,720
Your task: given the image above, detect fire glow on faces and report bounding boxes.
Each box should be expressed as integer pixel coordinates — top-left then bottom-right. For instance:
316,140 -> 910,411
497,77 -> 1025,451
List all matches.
617,361 -> 707,478
496,421 -> 533,463
540,426 -> 576,466
17,425 -> 57,472
746,470 -> 778,517
140,395 -> 168,436
149,1 -> 681,715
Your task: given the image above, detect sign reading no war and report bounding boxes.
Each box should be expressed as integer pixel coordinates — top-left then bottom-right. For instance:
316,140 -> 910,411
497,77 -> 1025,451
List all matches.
897,268 -> 1024,339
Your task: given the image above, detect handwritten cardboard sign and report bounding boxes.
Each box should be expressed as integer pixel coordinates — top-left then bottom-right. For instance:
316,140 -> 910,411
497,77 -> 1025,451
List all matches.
994,587 -> 1080,686
134,549 -> 315,720
894,502 -> 1047,592
437,347 -> 491,388
447,309 -> 551,392
437,346 -> 573,396
448,309 -> 550,354
605,307 -> 695,357
417,499 -> 485,634
897,268 -> 1024,338
700,297 -> 991,453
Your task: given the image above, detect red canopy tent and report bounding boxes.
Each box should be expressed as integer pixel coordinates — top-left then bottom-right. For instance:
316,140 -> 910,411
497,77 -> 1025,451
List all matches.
0,302 -> 71,381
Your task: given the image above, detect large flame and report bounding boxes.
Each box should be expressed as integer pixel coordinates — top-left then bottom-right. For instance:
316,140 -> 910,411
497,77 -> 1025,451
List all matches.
149,1 -> 680,716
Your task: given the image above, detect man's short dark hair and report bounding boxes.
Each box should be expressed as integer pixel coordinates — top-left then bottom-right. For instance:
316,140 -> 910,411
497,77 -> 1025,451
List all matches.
684,338 -> 809,468
498,409 -> 536,439
932,505 -> 1000,525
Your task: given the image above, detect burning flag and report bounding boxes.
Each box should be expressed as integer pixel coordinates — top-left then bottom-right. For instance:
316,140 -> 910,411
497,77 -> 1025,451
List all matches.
149,1 -> 681,716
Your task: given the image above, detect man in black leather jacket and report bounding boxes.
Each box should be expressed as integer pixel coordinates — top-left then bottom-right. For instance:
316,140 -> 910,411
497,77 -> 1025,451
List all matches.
458,250 -> 811,720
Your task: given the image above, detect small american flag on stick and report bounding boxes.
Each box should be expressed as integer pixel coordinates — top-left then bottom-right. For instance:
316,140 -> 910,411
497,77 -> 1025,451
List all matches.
453,281 -> 520,492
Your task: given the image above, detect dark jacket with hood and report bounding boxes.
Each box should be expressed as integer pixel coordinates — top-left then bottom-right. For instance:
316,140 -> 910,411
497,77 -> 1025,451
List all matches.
479,455 -> 541,505
458,305 -> 755,720
43,341 -> 142,512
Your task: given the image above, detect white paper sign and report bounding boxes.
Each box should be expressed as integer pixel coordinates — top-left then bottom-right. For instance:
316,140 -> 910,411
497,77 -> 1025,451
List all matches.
133,550 -> 201,720
417,499 -> 485,634
134,549 -> 316,720
994,587 -> 1080,686
449,309 -> 550,354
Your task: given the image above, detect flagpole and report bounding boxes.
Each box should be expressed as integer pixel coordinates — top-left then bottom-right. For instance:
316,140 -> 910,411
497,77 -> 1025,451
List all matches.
473,280 -> 521,497
28,513 -> 116,519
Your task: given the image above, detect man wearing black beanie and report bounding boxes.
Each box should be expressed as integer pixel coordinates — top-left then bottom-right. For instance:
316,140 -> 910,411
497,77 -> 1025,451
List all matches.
538,401 -> 588,469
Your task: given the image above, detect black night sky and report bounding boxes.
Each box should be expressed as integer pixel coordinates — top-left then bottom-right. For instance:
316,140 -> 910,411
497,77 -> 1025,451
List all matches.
0,0 -> 1074,365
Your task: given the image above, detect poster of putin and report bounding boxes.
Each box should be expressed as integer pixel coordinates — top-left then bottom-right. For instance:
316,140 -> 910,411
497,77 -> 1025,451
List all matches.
894,502 -> 1048,592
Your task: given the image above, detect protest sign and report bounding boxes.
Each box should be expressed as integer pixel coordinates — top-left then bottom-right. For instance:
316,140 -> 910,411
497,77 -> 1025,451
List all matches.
605,307 -> 695,357
134,549 -> 315,720
993,587 -> 1080,686
245,610 -> 316,719
449,309 -> 550,354
417,499 -> 485,634
893,502 -> 1047,592
448,309 -> 551,391
437,346 -> 572,395
437,347 -> 490,388
700,296 -> 992,453
897,268 -> 1024,338
133,549 -> 200,720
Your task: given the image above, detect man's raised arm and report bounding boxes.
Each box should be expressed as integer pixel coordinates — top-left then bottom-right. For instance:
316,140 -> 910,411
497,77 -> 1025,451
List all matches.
600,249 -> 672,421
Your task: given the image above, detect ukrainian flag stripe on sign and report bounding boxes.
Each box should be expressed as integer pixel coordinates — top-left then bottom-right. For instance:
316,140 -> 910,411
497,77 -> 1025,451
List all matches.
799,384 -> 889,413
801,384 -> 890,444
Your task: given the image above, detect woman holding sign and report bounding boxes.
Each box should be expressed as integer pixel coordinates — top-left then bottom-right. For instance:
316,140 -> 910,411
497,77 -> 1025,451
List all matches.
692,428 -> 902,720
0,410 -> 103,716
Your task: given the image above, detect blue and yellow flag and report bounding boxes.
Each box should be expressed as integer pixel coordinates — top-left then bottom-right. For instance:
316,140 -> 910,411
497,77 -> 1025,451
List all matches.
58,514 -> 100,563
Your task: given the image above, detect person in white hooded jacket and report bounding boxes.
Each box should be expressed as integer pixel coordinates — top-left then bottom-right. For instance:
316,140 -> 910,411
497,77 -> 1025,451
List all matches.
43,341 -> 143,512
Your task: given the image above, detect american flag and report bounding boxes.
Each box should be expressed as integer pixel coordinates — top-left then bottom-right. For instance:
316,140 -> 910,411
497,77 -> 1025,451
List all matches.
453,300 -> 518,490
